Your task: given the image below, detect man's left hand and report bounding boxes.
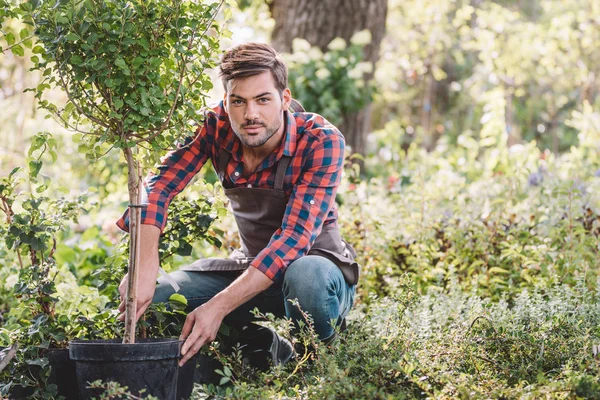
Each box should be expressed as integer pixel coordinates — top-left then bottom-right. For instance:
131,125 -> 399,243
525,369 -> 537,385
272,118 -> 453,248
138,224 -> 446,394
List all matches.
179,301 -> 225,367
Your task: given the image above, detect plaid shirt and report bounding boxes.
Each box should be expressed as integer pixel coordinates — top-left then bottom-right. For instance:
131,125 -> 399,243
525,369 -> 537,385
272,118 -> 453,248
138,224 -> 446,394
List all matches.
117,101 -> 345,282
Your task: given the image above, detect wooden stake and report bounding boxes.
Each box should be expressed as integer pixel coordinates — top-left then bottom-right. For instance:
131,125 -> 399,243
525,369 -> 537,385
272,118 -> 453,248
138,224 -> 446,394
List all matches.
123,147 -> 142,344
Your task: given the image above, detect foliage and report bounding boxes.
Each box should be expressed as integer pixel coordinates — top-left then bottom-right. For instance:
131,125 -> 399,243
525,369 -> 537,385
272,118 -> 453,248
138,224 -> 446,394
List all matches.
374,0 -> 600,152
2,0 -> 227,342
158,180 -> 228,271
339,122 -> 600,301
87,380 -> 158,400
0,133 -> 122,398
10,0 -> 224,153
284,31 -> 375,126
192,276 -> 600,399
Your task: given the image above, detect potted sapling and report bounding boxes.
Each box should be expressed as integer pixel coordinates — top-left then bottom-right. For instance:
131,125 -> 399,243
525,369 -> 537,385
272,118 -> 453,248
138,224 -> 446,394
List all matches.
14,0 -> 226,397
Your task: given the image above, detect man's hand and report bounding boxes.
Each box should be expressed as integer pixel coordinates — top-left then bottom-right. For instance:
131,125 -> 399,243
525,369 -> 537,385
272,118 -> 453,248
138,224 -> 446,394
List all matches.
117,270 -> 158,322
117,224 -> 161,322
177,267 -> 273,366
179,301 -> 226,367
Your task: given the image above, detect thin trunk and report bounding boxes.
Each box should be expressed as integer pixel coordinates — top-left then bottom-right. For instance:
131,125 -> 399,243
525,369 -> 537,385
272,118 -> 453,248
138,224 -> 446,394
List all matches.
123,146 -> 142,344
421,65 -> 435,151
551,112 -> 559,154
504,82 -> 519,146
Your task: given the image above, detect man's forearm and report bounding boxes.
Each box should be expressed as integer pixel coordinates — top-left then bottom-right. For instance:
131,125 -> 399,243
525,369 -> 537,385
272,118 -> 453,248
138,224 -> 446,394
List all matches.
209,267 -> 274,316
139,224 -> 161,272
178,266 -> 275,365
117,223 -> 162,321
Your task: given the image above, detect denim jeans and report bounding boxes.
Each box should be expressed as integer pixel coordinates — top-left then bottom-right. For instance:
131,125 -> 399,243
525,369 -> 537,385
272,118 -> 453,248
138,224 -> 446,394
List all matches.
153,255 -> 356,341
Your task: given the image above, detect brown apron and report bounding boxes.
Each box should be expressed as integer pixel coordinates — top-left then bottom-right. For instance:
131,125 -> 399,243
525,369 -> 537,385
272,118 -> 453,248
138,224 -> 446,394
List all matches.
181,138 -> 359,285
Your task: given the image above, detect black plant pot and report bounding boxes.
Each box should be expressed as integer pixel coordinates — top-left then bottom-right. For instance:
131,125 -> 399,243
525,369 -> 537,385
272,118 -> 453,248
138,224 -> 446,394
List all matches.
176,352 -> 198,400
5,347 -> 78,400
69,338 -> 182,400
47,348 -> 79,400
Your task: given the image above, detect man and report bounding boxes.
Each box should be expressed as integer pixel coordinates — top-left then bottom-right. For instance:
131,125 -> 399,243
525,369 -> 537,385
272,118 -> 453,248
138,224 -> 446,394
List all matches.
116,42 -> 359,368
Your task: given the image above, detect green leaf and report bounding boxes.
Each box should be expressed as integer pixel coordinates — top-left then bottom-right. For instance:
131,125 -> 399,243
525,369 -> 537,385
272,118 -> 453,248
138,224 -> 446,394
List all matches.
115,58 -> 130,74
219,377 -> 230,385
28,160 -> 42,179
26,357 -> 49,368
5,32 -> 15,46
168,293 -> 188,311
113,98 -> 124,110
66,32 -> 80,41
11,44 -> 24,57
168,293 -> 188,306
70,54 -> 83,65
19,28 -> 29,40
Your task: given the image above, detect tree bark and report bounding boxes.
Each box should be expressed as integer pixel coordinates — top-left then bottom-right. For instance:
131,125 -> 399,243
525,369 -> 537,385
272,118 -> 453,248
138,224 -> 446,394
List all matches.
123,146 -> 142,344
270,0 -> 388,156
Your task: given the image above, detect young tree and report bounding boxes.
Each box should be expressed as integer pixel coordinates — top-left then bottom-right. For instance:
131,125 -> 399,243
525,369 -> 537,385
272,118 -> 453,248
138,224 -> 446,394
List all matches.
7,0 -> 225,343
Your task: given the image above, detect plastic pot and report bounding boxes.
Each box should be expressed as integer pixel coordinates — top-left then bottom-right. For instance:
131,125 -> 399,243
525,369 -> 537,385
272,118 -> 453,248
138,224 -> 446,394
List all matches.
69,338 -> 182,400
47,348 -> 79,400
176,352 -> 198,400
5,347 -> 78,400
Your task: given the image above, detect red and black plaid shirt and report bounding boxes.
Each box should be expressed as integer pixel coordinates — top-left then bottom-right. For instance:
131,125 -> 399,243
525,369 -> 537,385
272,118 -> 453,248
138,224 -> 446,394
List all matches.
117,101 -> 345,282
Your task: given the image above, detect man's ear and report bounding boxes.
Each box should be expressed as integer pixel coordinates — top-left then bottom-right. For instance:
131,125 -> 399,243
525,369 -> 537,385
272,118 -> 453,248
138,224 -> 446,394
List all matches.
281,88 -> 292,111
222,92 -> 229,112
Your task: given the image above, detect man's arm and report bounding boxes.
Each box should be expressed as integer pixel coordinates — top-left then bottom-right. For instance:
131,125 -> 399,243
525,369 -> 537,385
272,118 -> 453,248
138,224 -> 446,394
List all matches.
250,127 -> 345,281
116,123 -> 212,233
117,224 -> 161,321
178,267 -> 272,366
116,120 -> 214,319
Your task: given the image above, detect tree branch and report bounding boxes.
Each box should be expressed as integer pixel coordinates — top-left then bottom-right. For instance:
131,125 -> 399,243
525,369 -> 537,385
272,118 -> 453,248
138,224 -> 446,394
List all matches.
55,62 -> 112,130
0,344 -> 18,373
1,34 -> 34,54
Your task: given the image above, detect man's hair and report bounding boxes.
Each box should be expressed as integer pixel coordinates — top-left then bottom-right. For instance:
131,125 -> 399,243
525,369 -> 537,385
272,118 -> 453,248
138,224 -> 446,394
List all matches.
219,42 -> 288,94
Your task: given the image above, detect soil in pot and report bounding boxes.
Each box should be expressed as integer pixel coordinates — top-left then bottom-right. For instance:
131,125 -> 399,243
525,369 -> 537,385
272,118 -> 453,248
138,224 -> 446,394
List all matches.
69,338 -> 182,400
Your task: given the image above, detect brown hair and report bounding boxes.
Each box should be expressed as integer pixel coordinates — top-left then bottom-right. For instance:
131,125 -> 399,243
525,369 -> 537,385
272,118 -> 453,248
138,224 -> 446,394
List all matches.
219,42 -> 288,94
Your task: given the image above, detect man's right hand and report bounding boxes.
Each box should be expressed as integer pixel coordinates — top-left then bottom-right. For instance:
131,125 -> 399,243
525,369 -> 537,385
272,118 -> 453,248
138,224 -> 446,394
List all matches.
117,224 -> 161,322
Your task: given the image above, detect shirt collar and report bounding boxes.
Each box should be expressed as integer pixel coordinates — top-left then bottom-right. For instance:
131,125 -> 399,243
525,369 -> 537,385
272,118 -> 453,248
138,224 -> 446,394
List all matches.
278,110 -> 297,158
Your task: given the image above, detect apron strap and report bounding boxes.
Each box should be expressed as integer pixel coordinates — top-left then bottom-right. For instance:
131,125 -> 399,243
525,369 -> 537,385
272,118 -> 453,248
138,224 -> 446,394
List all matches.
274,155 -> 292,191
217,147 -> 230,184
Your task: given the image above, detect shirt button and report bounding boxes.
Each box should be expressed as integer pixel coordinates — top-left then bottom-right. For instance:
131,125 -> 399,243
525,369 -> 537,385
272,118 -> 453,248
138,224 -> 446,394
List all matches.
247,183 -> 252,188
234,171 -> 240,177
310,200 -> 315,205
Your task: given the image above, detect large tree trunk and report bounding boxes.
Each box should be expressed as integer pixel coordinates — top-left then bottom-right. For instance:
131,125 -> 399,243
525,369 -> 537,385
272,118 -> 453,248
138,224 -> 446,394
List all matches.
269,0 -> 388,157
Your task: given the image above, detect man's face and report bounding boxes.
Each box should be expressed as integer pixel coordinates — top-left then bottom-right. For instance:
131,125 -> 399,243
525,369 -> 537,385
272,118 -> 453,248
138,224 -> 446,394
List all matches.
224,71 -> 291,149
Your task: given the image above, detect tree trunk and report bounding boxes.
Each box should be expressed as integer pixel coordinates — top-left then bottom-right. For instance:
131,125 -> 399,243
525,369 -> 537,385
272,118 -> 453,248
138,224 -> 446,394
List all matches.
270,0 -> 388,156
123,146 -> 143,344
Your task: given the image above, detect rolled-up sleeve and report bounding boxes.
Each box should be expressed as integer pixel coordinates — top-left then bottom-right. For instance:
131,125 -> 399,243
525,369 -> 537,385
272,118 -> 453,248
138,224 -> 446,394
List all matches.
116,125 -> 210,233
249,131 -> 345,282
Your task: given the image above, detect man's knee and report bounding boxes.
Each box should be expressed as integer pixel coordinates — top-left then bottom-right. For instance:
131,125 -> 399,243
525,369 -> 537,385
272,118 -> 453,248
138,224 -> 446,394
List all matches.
153,278 -> 176,304
283,256 -> 340,296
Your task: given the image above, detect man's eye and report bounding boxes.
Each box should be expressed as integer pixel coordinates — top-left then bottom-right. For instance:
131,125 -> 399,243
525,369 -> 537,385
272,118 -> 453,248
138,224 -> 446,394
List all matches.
232,99 -> 244,105
258,98 -> 269,103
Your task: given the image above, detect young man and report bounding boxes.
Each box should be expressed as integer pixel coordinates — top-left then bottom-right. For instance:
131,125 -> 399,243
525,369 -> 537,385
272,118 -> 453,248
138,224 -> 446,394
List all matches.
116,42 -> 359,367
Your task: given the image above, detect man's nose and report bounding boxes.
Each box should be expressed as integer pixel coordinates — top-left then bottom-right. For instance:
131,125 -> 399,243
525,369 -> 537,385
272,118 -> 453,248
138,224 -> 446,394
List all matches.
244,102 -> 259,120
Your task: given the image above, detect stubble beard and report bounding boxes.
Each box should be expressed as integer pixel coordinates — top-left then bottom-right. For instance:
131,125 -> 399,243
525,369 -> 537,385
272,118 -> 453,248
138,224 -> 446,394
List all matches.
233,116 -> 283,148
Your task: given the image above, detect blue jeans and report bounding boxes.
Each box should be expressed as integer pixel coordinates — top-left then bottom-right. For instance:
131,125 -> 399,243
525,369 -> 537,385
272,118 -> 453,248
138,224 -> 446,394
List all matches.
153,255 -> 356,341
